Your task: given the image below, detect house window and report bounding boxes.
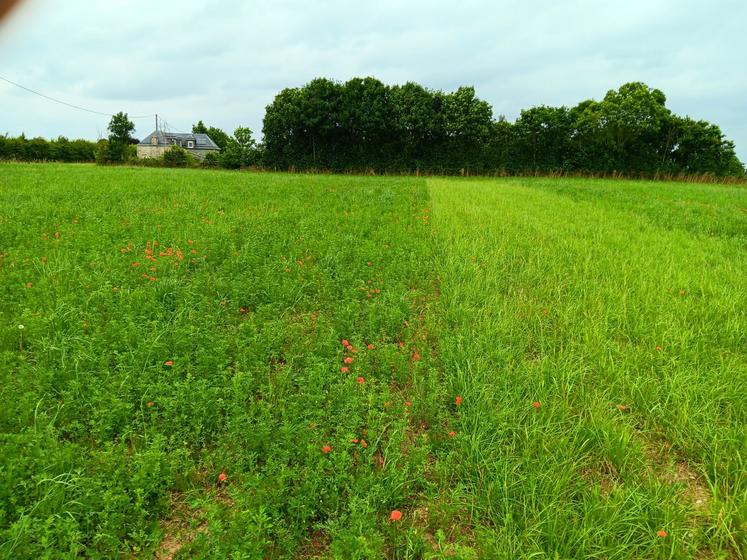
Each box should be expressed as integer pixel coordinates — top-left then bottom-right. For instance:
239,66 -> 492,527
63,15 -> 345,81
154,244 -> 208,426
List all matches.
187,141 -> 194,148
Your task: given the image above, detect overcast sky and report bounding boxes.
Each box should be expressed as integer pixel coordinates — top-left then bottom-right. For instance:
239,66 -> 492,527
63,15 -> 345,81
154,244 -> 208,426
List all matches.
1,0 -> 745,161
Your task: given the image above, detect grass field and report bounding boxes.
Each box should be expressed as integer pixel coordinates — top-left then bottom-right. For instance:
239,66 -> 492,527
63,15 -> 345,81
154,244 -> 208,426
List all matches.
0,163 -> 745,559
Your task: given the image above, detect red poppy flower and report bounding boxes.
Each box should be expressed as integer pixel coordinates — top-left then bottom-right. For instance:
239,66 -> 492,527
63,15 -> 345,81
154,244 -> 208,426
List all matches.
146,401 -> 155,407
367,344 -> 374,350
357,376 -> 365,384
532,401 -> 541,409
367,261 -> 373,266
448,431 -> 456,438
350,347 -> 358,353
239,307 -> 247,314
360,439 -> 368,448
350,438 -> 359,443
131,262 -> 140,267
26,282 -> 32,288
455,395 -> 462,406
218,471 -> 227,482
149,277 -> 156,282
411,351 -> 421,362
656,345 -> 663,351
404,401 -> 411,407
389,510 -> 402,521
322,445 -> 332,454
342,339 -> 350,347
164,360 -> 173,367
657,530 -> 667,538
398,341 -> 405,348
344,356 -> 354,364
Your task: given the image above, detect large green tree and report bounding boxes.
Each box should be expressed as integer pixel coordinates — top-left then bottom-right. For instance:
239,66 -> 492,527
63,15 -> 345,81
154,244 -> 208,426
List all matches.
262,87 -> 304,169
390,82 -> 441,169
339,77 -> 392,169
572,83 -> 673,173
221,127 -> 258,169
441,86 -> 494,172
669,117 -> 745,176
106,112 -> 135,162
512,106 -> 574,172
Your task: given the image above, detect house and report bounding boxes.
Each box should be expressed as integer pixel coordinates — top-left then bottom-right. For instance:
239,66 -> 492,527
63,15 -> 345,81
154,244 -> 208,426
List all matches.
137,131 -> 219,160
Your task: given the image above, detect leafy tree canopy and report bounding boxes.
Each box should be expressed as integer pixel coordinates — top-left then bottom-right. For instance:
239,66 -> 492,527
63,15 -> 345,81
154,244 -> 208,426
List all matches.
107,112 -> 135,145
261,78 -> 744,177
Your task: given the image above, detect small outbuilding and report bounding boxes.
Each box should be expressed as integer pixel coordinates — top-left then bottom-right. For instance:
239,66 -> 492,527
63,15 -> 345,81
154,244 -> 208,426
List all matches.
137,131 -> 219,160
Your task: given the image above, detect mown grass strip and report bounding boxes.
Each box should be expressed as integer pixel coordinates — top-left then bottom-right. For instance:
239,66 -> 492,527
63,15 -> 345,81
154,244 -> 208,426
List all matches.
428,177 -> 746,559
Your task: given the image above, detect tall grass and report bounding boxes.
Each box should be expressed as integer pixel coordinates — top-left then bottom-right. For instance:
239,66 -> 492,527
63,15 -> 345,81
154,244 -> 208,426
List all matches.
429,177 -> 746,558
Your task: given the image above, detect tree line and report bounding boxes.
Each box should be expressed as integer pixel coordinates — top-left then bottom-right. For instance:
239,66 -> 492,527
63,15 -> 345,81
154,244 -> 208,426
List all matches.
2,79 -> 744,177
261,79 -> 744,176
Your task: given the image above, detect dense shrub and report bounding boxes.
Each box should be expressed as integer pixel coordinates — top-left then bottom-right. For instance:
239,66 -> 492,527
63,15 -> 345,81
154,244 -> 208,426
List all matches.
202,151 -> 221,167
0,134 -> 96,162
94,140 -> 136,165
162,145 -> 191,167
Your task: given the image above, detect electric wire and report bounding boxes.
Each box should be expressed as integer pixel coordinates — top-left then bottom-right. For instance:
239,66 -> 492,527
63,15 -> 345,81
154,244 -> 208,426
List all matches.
0,74 -> 154,119
159,118 -> 188,134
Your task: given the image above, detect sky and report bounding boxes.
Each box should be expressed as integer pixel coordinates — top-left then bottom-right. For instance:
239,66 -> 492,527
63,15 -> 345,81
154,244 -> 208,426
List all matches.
0,0 -> 745,162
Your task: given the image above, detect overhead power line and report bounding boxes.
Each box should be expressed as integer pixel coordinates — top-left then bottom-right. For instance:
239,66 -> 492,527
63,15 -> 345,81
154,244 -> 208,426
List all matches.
159,118 -> 188,134
0,74 -> 154,119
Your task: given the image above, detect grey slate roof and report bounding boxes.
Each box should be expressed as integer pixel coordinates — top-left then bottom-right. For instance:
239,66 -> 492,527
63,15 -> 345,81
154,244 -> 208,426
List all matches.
138,131 -> 219,150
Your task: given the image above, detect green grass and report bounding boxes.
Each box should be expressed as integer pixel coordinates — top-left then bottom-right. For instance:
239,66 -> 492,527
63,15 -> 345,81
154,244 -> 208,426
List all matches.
0,164 -> 745,559
428,178 -> 746,558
